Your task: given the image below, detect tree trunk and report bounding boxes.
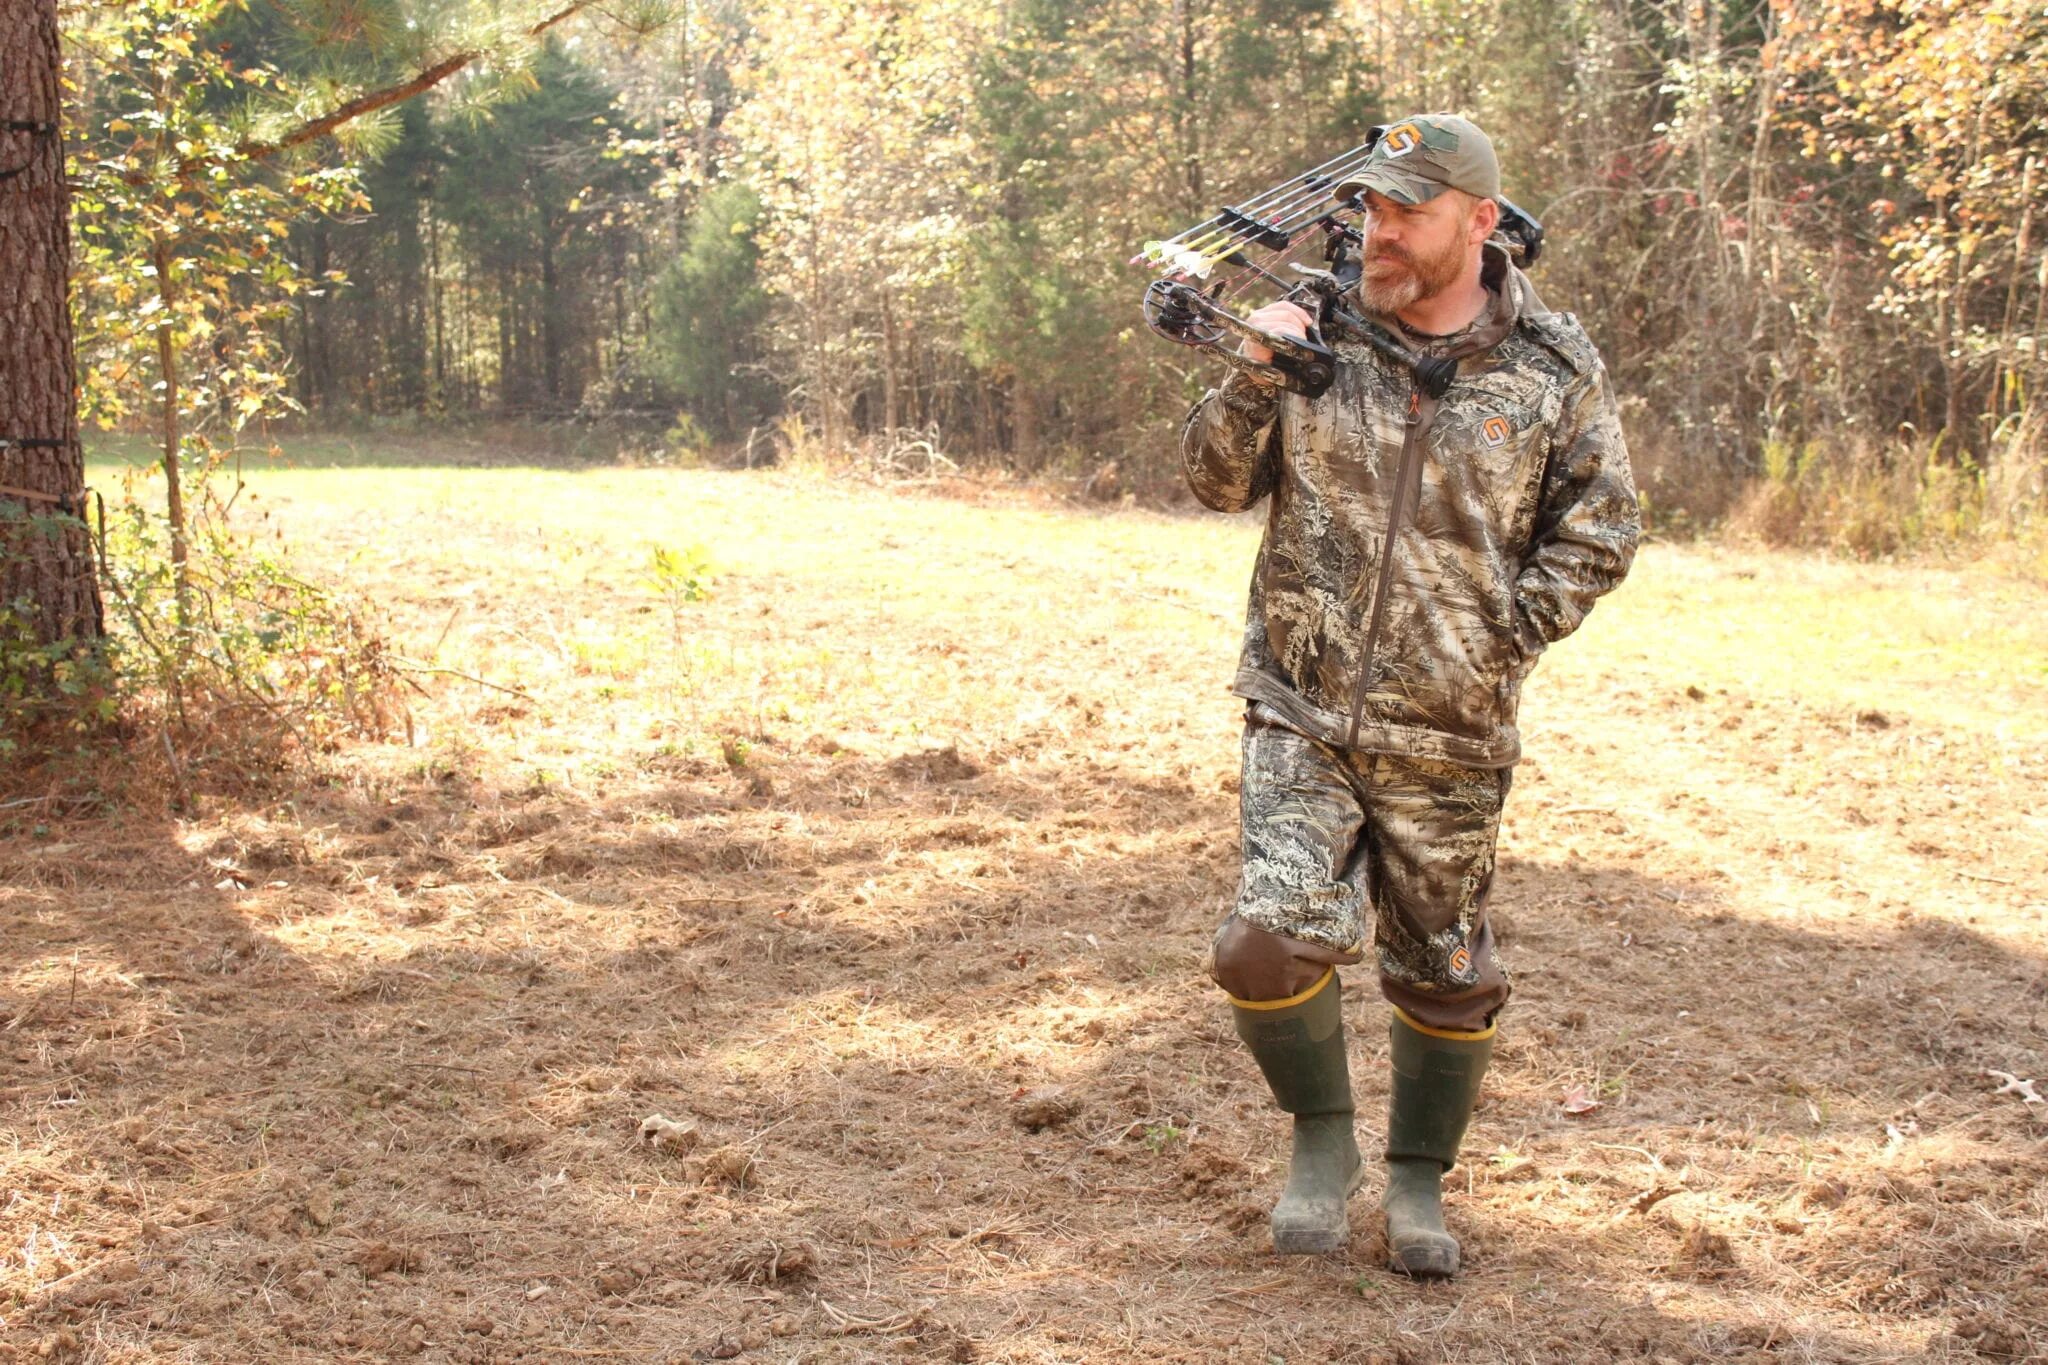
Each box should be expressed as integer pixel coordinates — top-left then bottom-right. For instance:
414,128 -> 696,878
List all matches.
0,0 -> 103,646
148,232 -> 191,622
539,211 -> 562,410
1992,157 -> 2035,424
496,272 -> 514,411
1174,0 -> 1203,215
1010,378 -> 1039,471
880,289 -> 900,434
306,220 -> 333,412
395,198 -> 426,412
429,210 -> 447,416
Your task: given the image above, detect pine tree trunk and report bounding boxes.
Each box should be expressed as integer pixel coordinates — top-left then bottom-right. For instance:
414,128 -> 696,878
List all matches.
429,212 -> 447,415
306,221 -> 333,412
1010,378 -> 1039,471
396,199 -> 426,412
0,0 -> 103,646
1174,0 -> 1203,214
539,211 -> 562,410
880,290 -> 900,435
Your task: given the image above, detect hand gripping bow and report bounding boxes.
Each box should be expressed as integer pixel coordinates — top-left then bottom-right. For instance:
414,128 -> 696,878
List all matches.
1136,126 -> 1544,400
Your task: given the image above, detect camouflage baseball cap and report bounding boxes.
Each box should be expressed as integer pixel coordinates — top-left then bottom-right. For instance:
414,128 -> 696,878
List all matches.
1333,113 -> 1500,206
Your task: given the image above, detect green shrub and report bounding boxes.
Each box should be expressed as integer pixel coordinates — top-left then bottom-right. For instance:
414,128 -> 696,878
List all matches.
99,498 -> 408,763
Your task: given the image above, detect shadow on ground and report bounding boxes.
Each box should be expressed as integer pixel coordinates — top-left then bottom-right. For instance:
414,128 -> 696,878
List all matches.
3,739 -> 2043,1363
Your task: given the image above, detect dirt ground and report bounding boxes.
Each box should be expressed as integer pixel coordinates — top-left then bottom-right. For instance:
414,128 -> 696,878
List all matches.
4,460 -> 2046,1363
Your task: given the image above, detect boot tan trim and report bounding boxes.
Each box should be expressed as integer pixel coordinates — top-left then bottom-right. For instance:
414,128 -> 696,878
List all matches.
1226,966 -> 1336,1011
1392,1004 -> 1497,1042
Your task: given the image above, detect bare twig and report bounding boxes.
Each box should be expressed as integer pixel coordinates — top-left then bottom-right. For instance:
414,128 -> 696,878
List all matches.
388,659 -> 536,703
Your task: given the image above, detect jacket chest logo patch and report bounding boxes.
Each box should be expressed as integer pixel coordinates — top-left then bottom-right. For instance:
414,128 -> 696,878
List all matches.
1481,415 -> 1513,448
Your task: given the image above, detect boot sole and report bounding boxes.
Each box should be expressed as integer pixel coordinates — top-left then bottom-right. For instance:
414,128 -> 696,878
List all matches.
1270,1161 -> 1367,1255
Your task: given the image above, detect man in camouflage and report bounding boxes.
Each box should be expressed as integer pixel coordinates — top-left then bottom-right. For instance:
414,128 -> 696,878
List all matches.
1181,113 -> 1638,1275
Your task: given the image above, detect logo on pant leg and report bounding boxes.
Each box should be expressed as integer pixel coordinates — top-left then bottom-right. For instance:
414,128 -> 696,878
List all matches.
1481,415 -> 1512,448
1447,942 -> 1478,985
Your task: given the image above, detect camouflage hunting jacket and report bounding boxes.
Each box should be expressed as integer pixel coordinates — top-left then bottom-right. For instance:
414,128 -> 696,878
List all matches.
1180,244 -> 1639,768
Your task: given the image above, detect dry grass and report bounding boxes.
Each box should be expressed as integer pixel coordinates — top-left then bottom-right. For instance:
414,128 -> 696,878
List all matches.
1719,434 -> 2048,579
3,452 -> 2045,1363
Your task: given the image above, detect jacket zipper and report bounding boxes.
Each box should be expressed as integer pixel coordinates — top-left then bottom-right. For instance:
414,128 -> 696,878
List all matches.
1343,385 -> 1425,749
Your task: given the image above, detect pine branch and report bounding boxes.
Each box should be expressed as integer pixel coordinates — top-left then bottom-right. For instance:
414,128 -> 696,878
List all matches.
198,0 -> 599,172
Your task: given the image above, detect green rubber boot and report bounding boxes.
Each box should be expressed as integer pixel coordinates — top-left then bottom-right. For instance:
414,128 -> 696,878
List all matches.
1383,1009 -> 1493,1277
1229,968 -> 1364,1255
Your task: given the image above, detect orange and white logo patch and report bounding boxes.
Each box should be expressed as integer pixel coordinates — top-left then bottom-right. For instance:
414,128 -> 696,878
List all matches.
1481,415 -> 1512,447
1447,944 -> 1476,982
1381,123 -> 1422,158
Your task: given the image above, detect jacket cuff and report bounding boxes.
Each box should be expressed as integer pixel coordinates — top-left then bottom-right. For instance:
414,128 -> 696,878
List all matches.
1510,597 -> 1549,659
1218,368 -> 1284,421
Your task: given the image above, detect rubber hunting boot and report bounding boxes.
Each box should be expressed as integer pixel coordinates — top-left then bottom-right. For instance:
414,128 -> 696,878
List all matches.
1382,1007 -> 1493,1277
1228,967 -> 1364,1254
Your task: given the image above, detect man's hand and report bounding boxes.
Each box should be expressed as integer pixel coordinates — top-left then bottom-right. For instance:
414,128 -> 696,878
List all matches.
1240,301 -> 1315,366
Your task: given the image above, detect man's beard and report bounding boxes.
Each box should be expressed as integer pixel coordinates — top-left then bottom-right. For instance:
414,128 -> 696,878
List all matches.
1359,220 -> 1469,316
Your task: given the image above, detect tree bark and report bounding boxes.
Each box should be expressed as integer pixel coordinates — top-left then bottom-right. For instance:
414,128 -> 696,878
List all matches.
1010,377 -> 1039,470
0,0 -> 103,646
539,211 -> 562,410
1993,157 -> 2035,424
880,289 -> 900,434
150,233 -> 187,613
314,221 -> 337,411
429,211 -> 447,415
496,270 -> 514,411
1174,0 -> 1203,214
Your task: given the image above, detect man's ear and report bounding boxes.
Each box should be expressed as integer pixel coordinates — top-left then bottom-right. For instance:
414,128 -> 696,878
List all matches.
1469,195 -> 1501,245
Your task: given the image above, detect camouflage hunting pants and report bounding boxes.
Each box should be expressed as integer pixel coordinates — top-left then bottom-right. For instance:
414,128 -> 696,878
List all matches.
1212,701 -> 1512,1033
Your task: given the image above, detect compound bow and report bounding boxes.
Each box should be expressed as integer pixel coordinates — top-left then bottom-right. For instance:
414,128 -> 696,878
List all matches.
1136,125 -> 1544,400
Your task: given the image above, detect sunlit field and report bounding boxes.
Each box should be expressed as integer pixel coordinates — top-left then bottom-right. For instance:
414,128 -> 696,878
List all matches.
3,445 -> 2044,1363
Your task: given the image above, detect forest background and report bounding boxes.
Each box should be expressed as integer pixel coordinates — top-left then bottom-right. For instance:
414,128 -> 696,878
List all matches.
52,0 -> 2048,554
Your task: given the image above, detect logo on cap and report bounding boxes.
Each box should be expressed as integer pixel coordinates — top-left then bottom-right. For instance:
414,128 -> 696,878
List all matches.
1381,123 -> 1422,158
1482,415 -> 1512,447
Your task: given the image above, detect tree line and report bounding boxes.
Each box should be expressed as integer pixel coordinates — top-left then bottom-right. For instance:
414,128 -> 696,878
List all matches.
11,0 -> 2048,591
239,0 -> 2044,529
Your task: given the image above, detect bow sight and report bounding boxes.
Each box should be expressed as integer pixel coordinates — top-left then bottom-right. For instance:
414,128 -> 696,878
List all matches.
1137,125 -> 1544,400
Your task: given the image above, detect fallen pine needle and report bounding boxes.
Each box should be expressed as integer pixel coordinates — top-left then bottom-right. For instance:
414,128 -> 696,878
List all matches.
815,1297 -> 919,1333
